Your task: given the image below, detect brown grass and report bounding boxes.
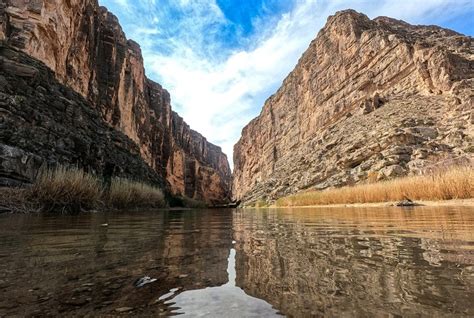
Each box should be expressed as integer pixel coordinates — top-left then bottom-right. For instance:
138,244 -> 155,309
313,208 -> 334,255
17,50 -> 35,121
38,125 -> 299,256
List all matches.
106,177 -> 166,209
276,166 -> 474,207
253,200 -> 269,208
1,166 -> 167,213
0,188 -> 37,213
26,166 -> 103,213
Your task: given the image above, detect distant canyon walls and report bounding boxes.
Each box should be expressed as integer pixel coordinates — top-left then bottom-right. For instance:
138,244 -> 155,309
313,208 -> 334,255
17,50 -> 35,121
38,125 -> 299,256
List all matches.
233,10 -> 473,203
0,0 -> 231,203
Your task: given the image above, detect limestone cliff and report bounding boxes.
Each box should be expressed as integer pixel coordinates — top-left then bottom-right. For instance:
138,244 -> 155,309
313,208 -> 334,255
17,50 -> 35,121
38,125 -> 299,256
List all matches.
1,46 -> 165,189
0,0 -> 231,203
233,10 -> 473,204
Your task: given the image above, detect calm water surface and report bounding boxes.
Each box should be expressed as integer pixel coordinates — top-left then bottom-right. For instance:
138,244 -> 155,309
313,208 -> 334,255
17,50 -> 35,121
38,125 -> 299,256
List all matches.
0,207 -> 473,317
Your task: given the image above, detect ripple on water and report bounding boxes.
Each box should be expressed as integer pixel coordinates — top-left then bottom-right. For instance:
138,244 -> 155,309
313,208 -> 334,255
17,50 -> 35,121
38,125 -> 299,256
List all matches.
0,207 -> 473,316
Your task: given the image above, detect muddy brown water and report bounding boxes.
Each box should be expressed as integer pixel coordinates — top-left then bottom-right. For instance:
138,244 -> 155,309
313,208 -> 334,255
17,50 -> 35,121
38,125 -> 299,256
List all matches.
0,207 -> 473,317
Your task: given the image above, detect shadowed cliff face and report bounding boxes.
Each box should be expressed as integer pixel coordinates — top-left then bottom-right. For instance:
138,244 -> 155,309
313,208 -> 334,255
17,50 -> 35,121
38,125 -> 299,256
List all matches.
0,46 -> 166,188
0,0 -> 231,203
233,10 -> 473,204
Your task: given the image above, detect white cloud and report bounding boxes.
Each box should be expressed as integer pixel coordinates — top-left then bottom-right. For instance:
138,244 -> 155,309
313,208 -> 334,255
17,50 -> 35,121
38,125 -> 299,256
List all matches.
102,0 -> 472,168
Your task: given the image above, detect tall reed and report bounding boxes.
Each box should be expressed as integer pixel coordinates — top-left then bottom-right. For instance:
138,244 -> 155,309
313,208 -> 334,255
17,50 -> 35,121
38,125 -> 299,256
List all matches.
26,166 -> 102,213
106,177 -> 166,209
276,166 -> 474,207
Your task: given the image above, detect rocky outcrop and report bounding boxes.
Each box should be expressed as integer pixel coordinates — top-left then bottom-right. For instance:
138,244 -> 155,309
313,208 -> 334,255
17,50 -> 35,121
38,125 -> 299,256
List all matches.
0,0 -> 231,203
0,46 -> 165,188
233,10 -> 473,204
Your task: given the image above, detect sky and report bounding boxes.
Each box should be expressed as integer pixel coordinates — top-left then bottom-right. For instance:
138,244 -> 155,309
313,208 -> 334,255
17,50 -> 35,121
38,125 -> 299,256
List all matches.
99,0 -> 474,168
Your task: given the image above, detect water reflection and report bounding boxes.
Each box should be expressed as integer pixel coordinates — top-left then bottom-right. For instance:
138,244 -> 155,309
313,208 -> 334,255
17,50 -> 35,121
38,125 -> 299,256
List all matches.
0,206 -> 472,316
163,248 -> 280,317
233,207 -> 474,317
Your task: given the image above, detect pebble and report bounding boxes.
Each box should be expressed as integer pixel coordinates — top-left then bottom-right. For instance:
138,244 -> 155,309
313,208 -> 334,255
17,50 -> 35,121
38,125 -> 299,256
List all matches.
115,307 -> 134,313
63,297 -> 90,306
38,296 -> 50,303
109,283 -> 121,290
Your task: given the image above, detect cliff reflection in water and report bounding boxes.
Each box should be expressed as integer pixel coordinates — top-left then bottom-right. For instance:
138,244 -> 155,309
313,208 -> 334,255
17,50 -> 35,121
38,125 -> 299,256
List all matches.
233,207 -> 474,317
0,207 -> 473,316
0,210 -> 235,316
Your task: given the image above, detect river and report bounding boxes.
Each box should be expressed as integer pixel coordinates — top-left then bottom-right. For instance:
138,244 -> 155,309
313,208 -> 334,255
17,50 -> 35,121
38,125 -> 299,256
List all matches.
0,206 -> 473,317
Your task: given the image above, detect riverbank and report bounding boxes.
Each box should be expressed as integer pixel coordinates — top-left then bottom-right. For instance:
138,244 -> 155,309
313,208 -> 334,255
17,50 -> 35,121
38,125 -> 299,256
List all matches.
274,166 -> 473,208
0,166 -> 206,214
269,198 -> 474,209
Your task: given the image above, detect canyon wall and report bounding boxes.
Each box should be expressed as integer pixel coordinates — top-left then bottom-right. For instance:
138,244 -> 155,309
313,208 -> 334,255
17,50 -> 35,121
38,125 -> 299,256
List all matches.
233,10 -> 473,204
0,0 -> 231,203
0,45 -> 166,188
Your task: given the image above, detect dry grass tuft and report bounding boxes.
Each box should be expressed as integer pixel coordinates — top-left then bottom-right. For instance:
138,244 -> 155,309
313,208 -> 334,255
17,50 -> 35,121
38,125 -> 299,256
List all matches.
0,187 -> 37,213
254,200 -> 269,208
276,166 -> 474,207
107,178 -> 166,209
2,166 -> 167,213
26,166 -> 103,213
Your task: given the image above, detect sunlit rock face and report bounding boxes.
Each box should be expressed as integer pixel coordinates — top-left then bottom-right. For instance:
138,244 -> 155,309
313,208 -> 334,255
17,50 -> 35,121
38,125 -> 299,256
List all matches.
233,10 -> 473,204
233,209 -> 474,317
0,0 -> 231,203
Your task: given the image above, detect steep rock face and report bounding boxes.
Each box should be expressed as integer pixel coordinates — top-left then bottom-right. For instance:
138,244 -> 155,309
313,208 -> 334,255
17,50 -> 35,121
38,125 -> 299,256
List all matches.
233,10 -> 473,203
1,0 -> 231,203
0,46 -> 164,188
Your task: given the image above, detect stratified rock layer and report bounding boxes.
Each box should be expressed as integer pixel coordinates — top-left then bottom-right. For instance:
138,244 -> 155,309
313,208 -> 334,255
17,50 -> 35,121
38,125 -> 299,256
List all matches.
233,10 -> 473,204
0,0 -> 231,203
0,46 -> 164,188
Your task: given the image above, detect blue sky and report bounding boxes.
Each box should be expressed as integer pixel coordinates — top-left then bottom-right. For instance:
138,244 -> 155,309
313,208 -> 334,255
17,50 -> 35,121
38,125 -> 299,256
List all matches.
99,0 -> 473,166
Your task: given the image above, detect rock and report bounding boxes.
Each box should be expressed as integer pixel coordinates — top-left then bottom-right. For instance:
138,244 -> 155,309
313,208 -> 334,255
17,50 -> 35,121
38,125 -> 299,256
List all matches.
133,276 -> 157,288
0,47 -> 165,189
233,10 -> 474,204
61,297 -> 90,306
1,0 -> 231,204
379,165 -> 406,179
394,199 -> 421,207
0,144 -> 45,187
359,93 -> 385,114
115,307 -> 134,313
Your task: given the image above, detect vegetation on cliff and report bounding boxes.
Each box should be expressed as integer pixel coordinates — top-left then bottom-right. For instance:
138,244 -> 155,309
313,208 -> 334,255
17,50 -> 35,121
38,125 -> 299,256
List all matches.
275,166 -> 473,207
